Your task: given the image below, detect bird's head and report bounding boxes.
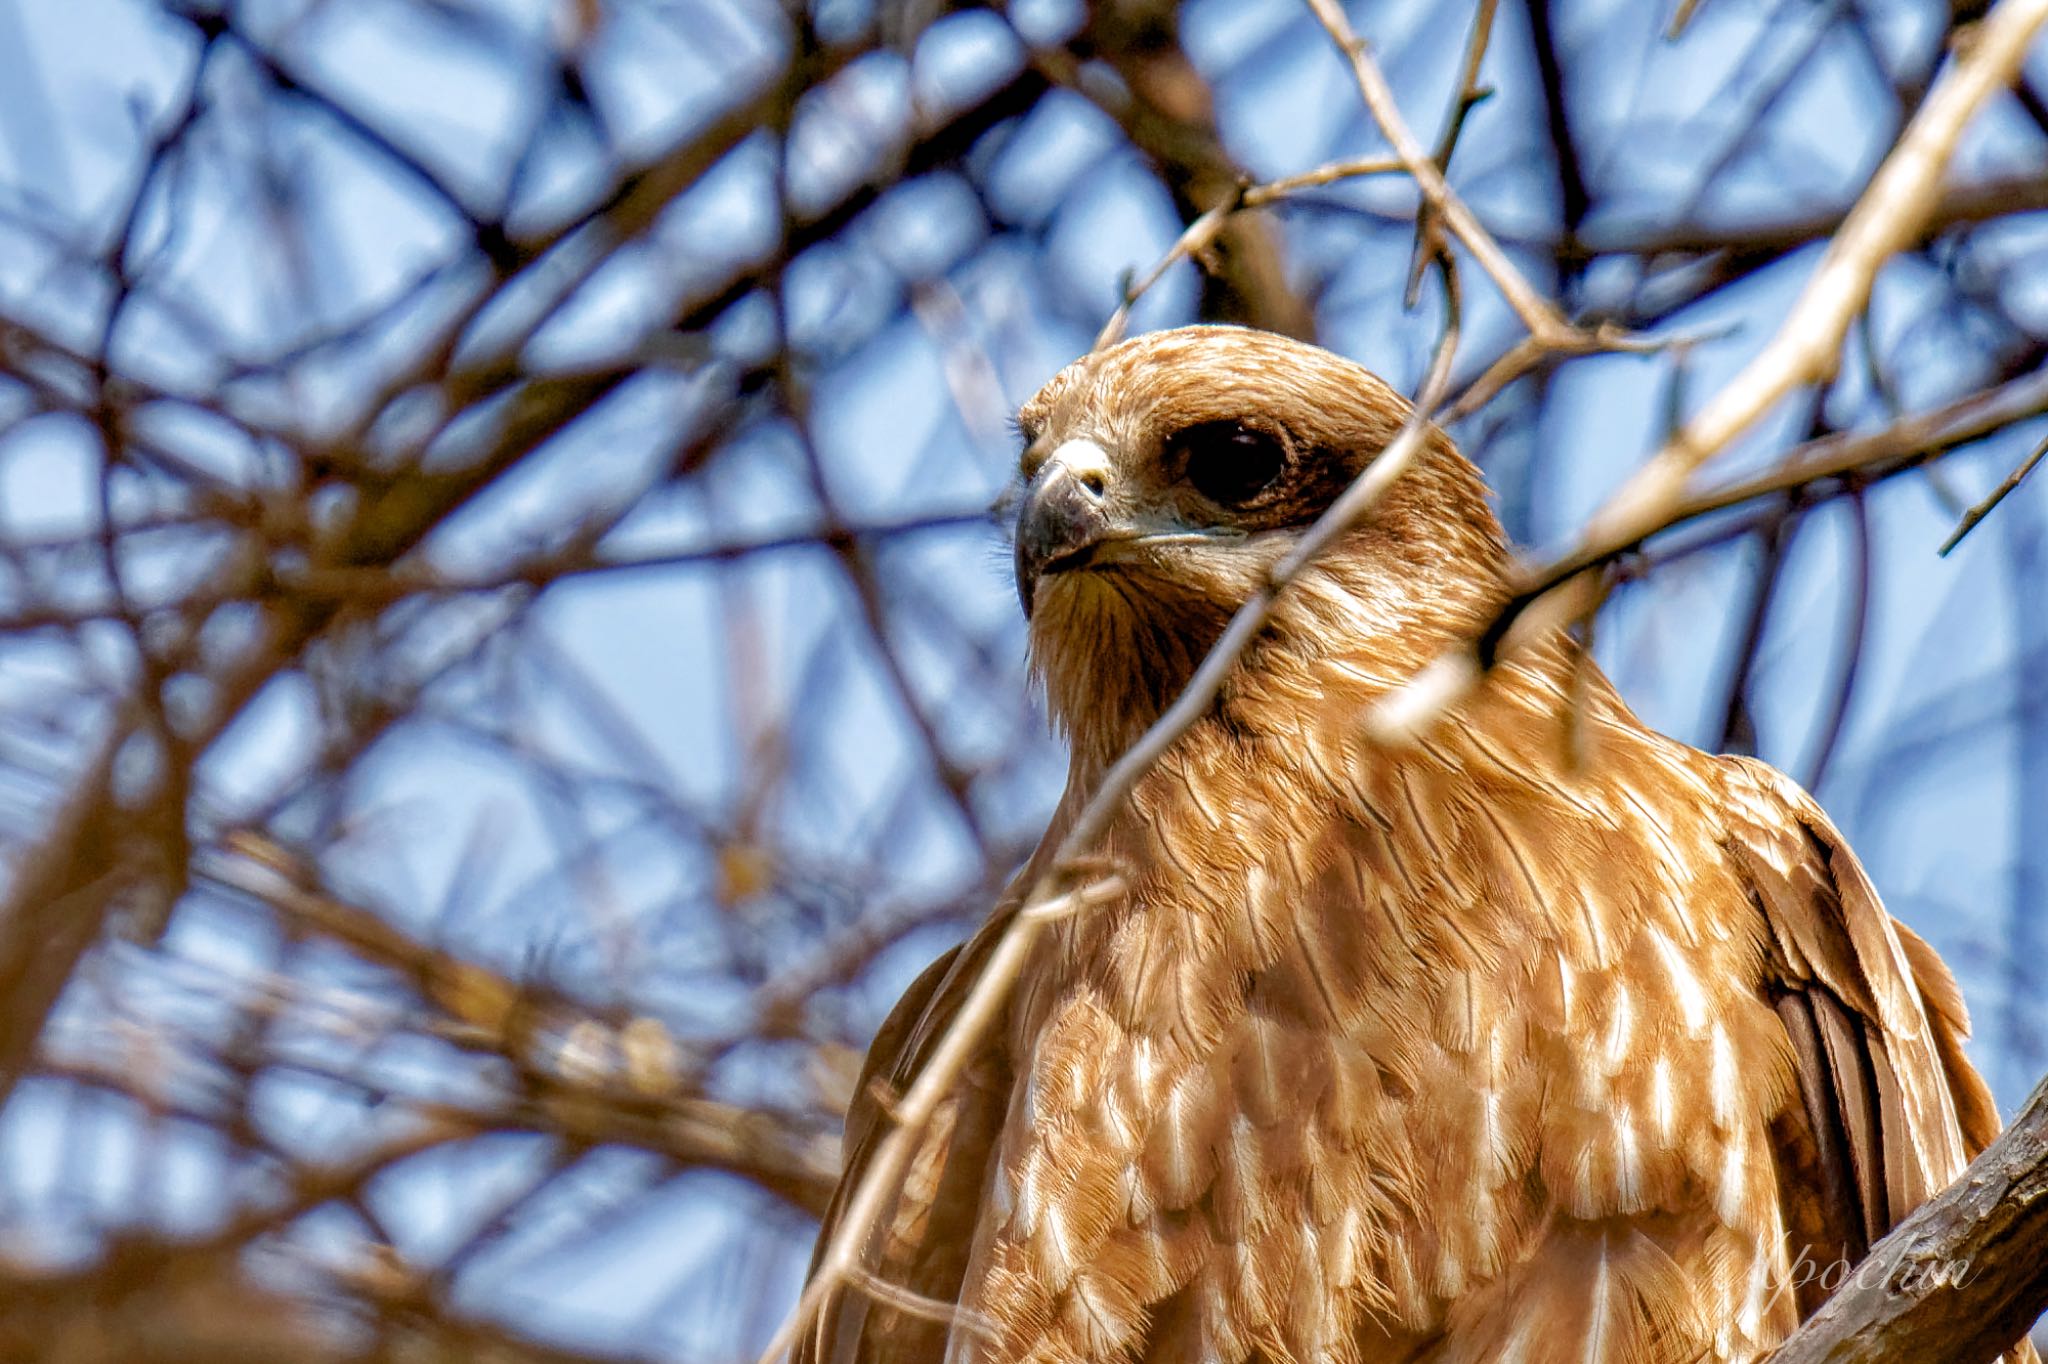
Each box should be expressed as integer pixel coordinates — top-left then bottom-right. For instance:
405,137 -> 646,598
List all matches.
1009,325 -> 1510,768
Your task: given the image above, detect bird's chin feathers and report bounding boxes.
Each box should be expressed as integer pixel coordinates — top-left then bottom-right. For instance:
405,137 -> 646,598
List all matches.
1026,558 -> 1243,765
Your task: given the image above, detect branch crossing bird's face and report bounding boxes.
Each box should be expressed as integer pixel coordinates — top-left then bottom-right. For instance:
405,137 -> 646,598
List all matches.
1006,327 -> 1509,759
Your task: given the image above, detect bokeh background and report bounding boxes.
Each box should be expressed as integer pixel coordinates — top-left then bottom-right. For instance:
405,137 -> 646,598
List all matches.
0,0 -> 2044,1358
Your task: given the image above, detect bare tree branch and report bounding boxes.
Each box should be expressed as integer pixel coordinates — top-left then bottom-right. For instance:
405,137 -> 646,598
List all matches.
1374,0 -> 2048,736
1773,1071 -> 2048,1363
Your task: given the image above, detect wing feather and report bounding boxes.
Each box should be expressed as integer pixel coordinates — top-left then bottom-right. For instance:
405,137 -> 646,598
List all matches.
1770,992 -> 1864,1257
798,904 -> 1024,1364
1893,917 -> 2004,1155
1717,754 -> 2038,1362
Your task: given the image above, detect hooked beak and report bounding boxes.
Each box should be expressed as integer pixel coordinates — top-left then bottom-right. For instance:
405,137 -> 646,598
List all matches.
1014,450 -> 1113,618
1013,439 -> 1242,617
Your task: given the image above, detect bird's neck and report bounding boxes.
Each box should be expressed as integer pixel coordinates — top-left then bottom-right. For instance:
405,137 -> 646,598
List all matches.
1047,547 -> 1516,789
1032,581 -> 1230,778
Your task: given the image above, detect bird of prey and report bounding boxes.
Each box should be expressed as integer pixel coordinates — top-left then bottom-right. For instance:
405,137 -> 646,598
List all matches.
798,326 -> 2020,1363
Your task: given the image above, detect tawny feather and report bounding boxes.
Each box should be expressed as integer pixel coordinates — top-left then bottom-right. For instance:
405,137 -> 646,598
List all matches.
797,327 -> 2031,1364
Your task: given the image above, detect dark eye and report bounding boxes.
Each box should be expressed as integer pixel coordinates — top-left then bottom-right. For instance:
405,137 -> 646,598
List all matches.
1169,421 -> 1288,506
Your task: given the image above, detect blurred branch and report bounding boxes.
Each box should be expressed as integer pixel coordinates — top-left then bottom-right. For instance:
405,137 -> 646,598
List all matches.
0,731 -> 127,1096
1801,488 -> 1872,793
0,359 -> 634,1106
201,836 -> 843,1216
0,1231 -> 626,1364
671,62 -> 1052,339
1587,172 -> 2048,264
1068,0 -> 1317,337
1579,171 -> 2048,331
1525,0 -> 1591,278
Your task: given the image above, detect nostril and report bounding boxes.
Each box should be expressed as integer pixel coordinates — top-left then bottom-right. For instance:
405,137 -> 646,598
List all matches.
1041,439 -> 1113,502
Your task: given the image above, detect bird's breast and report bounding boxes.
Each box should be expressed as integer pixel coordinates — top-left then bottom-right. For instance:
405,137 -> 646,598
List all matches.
960,687 -> 1801,1361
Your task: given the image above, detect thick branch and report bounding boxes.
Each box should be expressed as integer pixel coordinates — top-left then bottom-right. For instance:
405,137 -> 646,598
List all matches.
1773,1072 -> 2048,1363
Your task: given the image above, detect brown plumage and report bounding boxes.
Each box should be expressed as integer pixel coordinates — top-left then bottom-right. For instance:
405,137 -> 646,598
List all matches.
798,326 -> 2024,1363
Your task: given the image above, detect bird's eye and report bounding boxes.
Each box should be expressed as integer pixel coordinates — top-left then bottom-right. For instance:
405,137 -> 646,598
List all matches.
1170,422 -> 1288,506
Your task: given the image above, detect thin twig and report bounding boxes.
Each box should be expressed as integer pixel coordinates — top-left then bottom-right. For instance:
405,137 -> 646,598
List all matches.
1096,198 -> 1239,351
843,1268 -> 999,1339
1095,154 -> 1407,350
1372,0 -> 2048,737
1939,429 -> 2048,555
1244,154 -> 1405,203
1303,0 -> 1574,343
1406,0 -> 1499,306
